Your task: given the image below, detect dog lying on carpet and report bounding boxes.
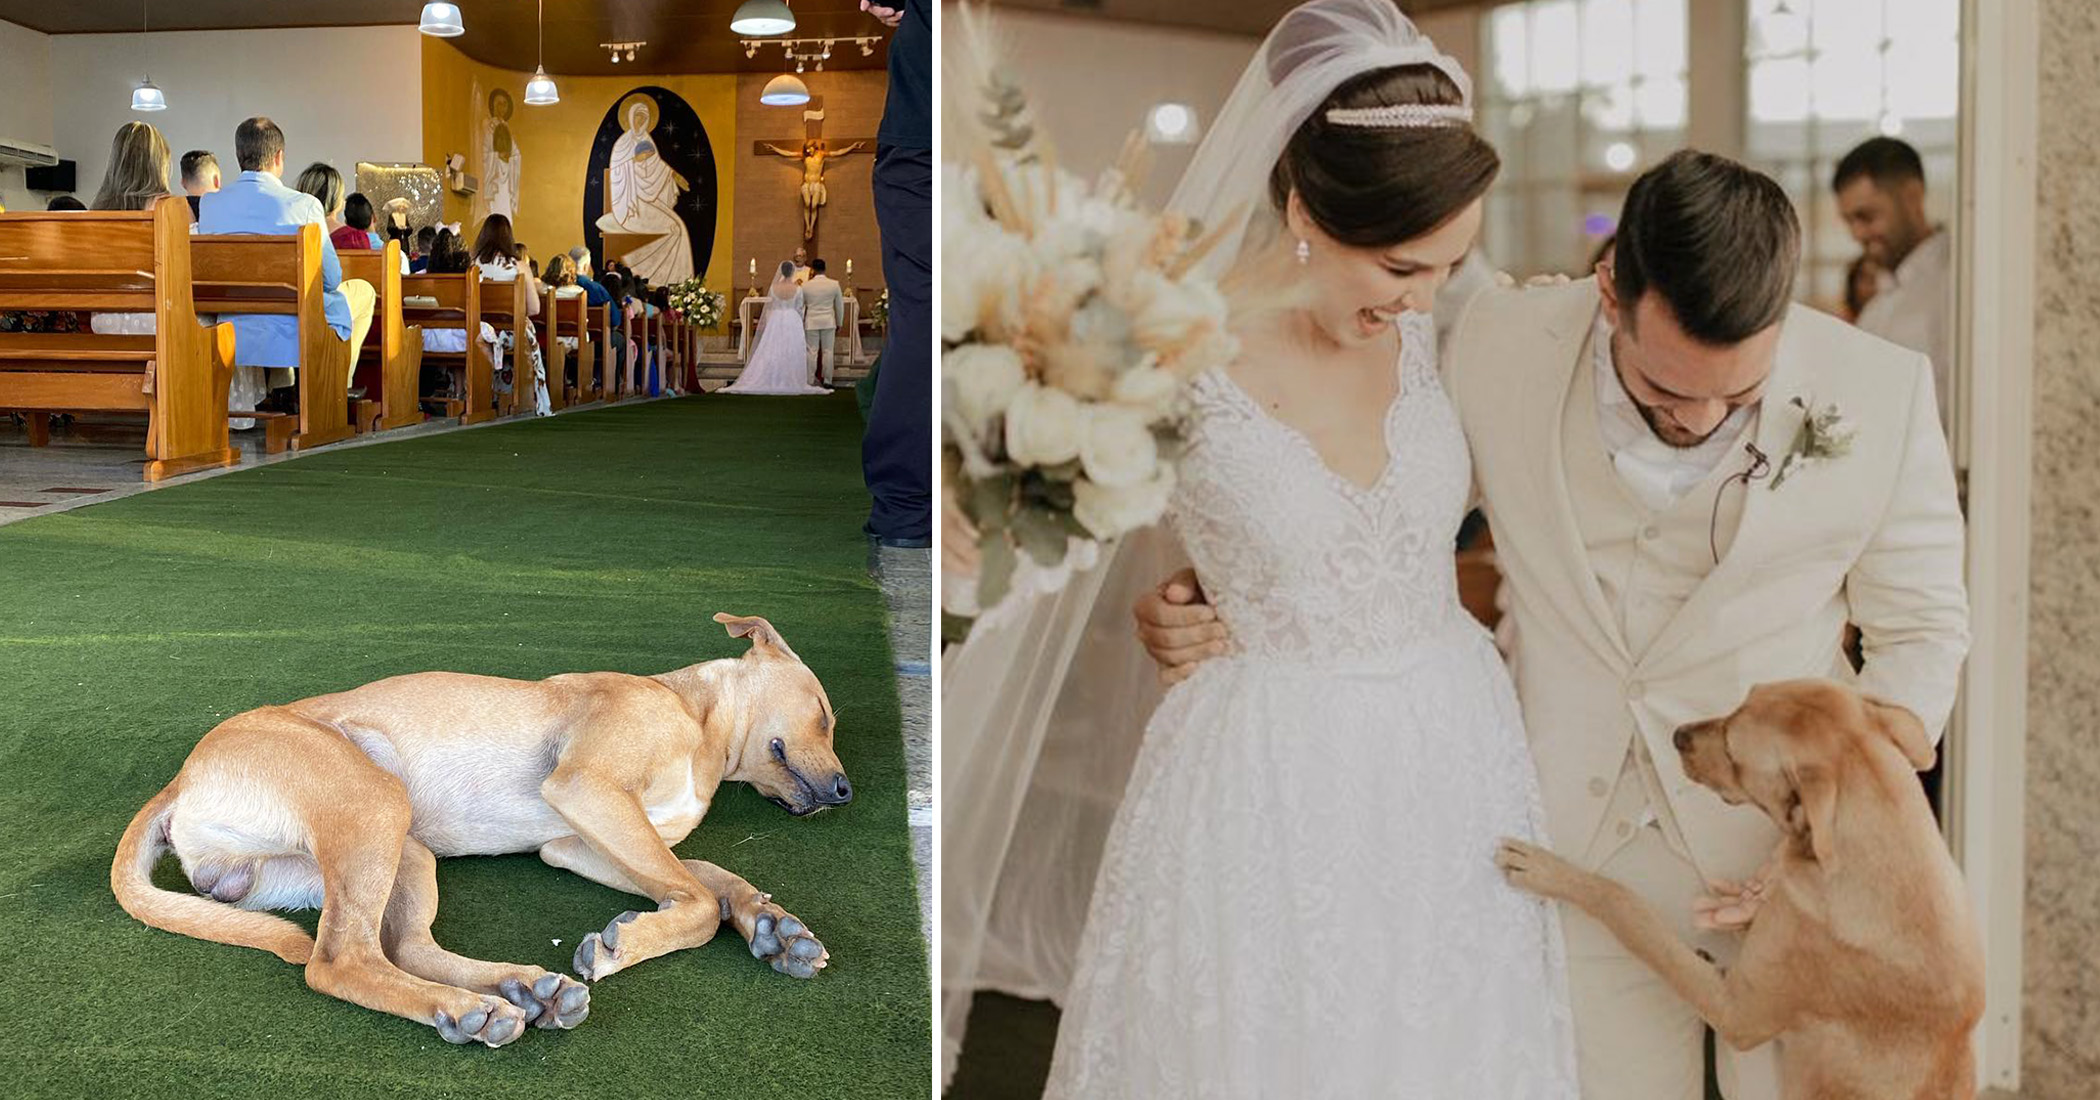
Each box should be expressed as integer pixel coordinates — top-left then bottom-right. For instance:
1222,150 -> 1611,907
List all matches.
1497,679 -> 1984,1100
112,613 -> 849,1048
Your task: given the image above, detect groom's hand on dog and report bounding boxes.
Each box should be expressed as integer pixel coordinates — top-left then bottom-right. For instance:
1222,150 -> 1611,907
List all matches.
1135,569 -> 1230,685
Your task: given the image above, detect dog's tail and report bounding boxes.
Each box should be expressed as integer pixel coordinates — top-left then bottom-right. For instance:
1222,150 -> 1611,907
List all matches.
110,781 -> 314,964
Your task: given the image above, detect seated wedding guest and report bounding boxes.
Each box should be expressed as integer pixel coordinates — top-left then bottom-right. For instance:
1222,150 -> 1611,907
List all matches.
200,117 -> 376,415
180,150 -> 220,221
411,225 -> 437,272
543,255 -> 586,375
1833,136 -> 1951,422
89,123 -> 265,424
471,215 -> 551,415
45,195 -> 85,211
568,248 -> 612,306
426,227 -> 469,274
601,271 -> 631,378
327,189 -> 374,252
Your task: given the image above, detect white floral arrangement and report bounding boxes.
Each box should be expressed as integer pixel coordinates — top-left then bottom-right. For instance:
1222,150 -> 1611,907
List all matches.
1770,395 -> 1856,489
869,287 -> 890,329
667,278 -> 725,330
944,5 -> 1238,622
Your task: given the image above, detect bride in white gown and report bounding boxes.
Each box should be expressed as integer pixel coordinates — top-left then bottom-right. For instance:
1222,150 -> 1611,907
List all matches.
725,261 -> 831,395
943,3 -> 1578,1096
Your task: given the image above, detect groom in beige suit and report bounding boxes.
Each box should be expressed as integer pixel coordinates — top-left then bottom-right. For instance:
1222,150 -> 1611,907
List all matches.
1136,150 -> 1969,1098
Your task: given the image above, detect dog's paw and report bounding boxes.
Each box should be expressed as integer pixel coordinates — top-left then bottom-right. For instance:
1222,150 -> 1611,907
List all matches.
1494,838 -> 1590,903
434,996 -> 529,1048
500,972 -> 591,1029
571,910 -> 642,982
747,901 -> 829,979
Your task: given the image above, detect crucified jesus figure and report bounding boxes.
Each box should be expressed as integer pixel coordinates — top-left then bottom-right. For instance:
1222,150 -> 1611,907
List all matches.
762,138 -> 868,240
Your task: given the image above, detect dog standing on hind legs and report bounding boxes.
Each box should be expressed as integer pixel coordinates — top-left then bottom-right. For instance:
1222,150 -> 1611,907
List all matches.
112,612 -> 849,1047
1497,679 -> 1984,1100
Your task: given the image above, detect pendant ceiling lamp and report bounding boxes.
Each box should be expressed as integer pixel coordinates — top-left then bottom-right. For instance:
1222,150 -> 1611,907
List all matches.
731,0 -> 795,37
761,73 -> 811,107
419,2 -> 466,37
523,0 -> 558,104
131,0 -> 164,111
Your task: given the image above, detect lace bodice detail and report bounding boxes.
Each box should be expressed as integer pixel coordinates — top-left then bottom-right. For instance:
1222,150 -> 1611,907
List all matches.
1169,311 -> 1470,664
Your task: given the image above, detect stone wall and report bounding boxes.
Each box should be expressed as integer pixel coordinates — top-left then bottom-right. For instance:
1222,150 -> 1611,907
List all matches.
732,70 -> 887,301
2023,2 -> 2100,1095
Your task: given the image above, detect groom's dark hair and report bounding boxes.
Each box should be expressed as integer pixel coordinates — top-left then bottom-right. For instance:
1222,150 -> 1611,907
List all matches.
1612,150 -> 1800,346
809,258 -> 826,274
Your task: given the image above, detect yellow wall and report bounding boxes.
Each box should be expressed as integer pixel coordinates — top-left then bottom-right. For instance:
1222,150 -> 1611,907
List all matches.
420,38 -> 738,290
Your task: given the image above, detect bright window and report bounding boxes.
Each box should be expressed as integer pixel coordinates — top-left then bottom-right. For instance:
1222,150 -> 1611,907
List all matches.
1479,0 -> 1690,277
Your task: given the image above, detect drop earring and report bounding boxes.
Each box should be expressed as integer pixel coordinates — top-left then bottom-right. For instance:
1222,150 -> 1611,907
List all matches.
1295,238 -> 1311,265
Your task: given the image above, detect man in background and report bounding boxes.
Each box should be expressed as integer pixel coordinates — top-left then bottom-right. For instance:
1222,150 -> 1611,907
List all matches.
1833,136 -> 1952,425
199,117 -> 374,413
858,0 -> 931,549
180,150 -> 220,222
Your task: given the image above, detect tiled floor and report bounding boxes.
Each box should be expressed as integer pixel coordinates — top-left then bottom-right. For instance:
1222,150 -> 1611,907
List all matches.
0,409 -> 537,527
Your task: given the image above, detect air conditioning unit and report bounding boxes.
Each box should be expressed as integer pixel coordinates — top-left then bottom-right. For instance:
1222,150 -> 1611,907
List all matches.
0,139 -> 60,168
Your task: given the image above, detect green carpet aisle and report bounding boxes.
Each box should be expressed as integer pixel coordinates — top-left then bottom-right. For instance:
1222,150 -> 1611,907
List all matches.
0,395 -> 929,1099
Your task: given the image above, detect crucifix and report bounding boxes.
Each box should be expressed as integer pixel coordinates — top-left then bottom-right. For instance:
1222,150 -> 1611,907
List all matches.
753,97 -> 872,243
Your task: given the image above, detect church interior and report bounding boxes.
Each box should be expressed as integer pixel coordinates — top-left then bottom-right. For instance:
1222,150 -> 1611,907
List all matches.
0,3 -> 930,1097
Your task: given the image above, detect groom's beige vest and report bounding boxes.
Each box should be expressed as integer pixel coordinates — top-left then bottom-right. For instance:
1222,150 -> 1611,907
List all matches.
1447,278 -> 1969,878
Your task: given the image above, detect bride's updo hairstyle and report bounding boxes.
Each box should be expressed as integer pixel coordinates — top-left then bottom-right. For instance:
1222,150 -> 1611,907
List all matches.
1265,62 -> 1500,248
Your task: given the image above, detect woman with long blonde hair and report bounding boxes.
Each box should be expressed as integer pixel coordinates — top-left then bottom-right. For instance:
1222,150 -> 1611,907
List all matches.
87,121 -> 267,422
91,121 -> 175,213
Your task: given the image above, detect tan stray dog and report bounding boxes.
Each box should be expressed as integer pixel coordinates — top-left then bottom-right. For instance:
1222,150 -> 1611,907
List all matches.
1496,679 -> 1984,1100
112,613 -> 848,1048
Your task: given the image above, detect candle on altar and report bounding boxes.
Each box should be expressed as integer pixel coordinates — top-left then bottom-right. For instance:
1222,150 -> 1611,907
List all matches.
748,258 -> 756,278
846,258 -> 853,277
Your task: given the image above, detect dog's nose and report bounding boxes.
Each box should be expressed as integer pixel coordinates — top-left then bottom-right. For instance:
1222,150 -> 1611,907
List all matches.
1673,726 -> 1694,752
823,773 -> 853,805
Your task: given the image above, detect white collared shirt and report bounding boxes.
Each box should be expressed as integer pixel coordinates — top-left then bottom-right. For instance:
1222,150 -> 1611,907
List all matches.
1854,227 -> 1952,424
1591,315 -> 1758,513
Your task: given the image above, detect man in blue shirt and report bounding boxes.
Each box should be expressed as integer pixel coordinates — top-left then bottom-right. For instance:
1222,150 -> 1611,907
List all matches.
568,246 -> 613,306
197,116 -> 375,410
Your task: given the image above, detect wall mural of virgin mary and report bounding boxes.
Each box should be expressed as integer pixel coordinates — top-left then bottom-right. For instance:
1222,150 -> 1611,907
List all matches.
584,87 -> 718,286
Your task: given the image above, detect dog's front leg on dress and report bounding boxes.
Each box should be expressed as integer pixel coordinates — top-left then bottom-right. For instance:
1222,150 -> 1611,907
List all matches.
541,768 -> 728,981
1497,839 -> 1791,1050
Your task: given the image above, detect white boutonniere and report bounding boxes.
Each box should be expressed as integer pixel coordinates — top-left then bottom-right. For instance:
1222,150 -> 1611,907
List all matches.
1770,396 -> 1856,489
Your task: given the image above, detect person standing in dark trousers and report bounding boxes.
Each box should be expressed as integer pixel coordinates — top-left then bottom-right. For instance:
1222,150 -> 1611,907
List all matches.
860,0 -> 932,548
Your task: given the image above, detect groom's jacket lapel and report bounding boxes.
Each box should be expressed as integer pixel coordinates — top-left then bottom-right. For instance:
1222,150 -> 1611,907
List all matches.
1453,278 -> 1633,675
1634,307 -> 1814,678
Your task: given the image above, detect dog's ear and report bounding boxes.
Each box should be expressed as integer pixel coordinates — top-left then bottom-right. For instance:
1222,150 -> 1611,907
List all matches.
713,612 -> 802,663
1860,694 -> 1936,771
1786,764 -> 1840,869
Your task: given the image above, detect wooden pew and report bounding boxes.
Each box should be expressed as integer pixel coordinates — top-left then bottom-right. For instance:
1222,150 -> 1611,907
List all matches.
338,241 -> 422,433
191,223 -> 356,451
577,303 -> 609,404
399,268 -> 493,425
0,197 -> 237,480
552,291 -> 593,407
480,275 -> 532,418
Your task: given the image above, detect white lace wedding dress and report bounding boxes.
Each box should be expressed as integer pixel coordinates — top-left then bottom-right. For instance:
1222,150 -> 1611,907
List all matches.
1042,312 -> 1579,1098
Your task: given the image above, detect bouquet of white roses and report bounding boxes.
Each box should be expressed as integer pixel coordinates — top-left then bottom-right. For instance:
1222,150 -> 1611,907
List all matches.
944,6 -> 1238,622
869,287 -> 890,329
667,277 -> 725,330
